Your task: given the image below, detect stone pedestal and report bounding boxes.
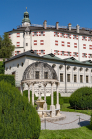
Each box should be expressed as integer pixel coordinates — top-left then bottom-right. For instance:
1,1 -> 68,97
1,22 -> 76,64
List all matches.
56,104 -> 60,116
50,105 -> 55,117
56,104 -> 60,109
43,102 -> 47,110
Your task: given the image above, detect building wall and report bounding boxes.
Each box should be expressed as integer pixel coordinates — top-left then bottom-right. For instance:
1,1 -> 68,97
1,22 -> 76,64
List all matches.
5,56 -> 92,97
9,29 -> 92,61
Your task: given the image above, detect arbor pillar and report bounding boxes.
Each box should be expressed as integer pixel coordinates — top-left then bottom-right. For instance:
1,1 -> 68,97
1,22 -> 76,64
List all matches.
20,83 -> 23,96
50,82 -> 55,117
32,82 -> 34,105
43,83 -> 47,110
56,83 -> 60,109
28,84 -> 30,102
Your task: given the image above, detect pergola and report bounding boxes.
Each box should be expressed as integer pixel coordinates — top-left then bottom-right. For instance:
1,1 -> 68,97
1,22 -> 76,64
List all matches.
20,62 -> 60,117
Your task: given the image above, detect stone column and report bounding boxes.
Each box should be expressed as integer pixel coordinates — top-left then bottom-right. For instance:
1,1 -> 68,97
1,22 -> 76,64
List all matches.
20,83 -> 23,96
28,83 -> 30,102
50,82 -> 55,117
43,83 -> 47,110
32,82 -> 34,105
56,83 -> 60,110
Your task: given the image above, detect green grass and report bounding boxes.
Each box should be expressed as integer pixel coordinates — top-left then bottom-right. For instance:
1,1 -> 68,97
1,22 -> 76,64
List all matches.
61,103 -> 92,116
46,103 -> 92,116
39,125 -> 92,139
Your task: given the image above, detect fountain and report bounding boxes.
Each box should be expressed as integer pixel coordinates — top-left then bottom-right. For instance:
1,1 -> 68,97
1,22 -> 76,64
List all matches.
35,83 -> 45,117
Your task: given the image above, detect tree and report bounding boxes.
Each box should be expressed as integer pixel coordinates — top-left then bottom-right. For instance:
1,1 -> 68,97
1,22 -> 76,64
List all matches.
0,33 -> 15,58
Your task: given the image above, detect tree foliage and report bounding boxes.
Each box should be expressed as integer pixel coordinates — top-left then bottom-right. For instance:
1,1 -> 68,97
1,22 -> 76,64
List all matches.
0,33 -> 15,58
0,80 -> 41,139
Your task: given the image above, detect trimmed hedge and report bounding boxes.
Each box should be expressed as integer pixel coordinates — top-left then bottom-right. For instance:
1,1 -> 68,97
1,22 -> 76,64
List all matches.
69,87 -> 92,109
0,80 -> 41,139
0,74 -> 15,86
0,61 -> 4,74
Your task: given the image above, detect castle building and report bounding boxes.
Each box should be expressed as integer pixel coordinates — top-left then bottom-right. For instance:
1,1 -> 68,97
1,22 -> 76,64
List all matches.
5,8 -> 92,97
8,9 -> 92,61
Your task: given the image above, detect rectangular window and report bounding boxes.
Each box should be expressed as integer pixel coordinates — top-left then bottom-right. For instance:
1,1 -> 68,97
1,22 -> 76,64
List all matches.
80,75 -> 83,83
83,44 -> 86,49
55,40 -> 58,45
89,45 -> 92,49
17,33 -> 20,37
67,42 -> 70,47
34,40 -> 37,45
34,50 -> 38,54
62,51 -> 64,56
61,41 -> 65,46
41,31 -> 43,36
60,73 -> 63,82
74,43 -> 77,48
16,42 -> 20,47
88,37 -> 91,41
44,72 -> 48,79
89,54 -> 92,58
26,43 -> 28,46
34,32 -> 37,36
35,71 -> 39,79
67,74 -> 70,82
86,75 -> 88,83
74,75 -> 77,82
82,53 -> 87,58
40,40 -> 44,45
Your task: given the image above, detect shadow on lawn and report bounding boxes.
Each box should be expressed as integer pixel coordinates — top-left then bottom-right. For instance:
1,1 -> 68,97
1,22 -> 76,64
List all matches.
79,120 -> 90,127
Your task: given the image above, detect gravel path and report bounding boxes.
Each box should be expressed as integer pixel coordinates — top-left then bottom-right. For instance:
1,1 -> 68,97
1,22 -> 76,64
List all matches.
41,111 -> 91,130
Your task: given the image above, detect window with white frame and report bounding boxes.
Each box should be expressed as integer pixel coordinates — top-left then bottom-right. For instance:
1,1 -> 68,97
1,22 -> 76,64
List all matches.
74,75 -> 77,82
86,75 -> 88,83
44,72 -> 48,79
35,71 -> 39,79
62,51 -> 64,56
34,32 -> 37,36
67,74 -> 70,82
26,43 -> 28,46
60,73 -> 63,82
80,75 -> 83,83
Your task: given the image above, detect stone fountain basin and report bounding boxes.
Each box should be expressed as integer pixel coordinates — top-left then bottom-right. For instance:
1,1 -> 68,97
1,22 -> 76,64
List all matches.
35,99 -> 45,110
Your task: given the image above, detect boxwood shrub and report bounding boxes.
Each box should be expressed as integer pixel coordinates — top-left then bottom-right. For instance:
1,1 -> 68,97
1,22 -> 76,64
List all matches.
0,74 -> 15,86
0,61 -> 4,74
69,87 -> 92,109
0,80 -> 41,139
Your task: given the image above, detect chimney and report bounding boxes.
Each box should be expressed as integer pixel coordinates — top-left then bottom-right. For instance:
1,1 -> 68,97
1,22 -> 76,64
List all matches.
76,24 -> 80,33
68,23 -> 72,31
56,22 -> 59,30
43,20 -> 47,29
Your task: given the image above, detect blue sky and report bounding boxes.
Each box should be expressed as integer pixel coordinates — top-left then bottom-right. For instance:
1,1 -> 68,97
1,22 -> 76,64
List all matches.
0,0 -> 92,36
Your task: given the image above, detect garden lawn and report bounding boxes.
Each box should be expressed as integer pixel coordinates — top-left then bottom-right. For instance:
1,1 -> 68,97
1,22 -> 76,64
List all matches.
61,103 -> 92,116
47,103 -> 92,116
39,125 -> 92,139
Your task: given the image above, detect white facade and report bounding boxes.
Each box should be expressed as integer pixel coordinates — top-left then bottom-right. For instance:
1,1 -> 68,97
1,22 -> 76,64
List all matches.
5,52 -> 92,97
7,10 -> 92,62
6,10 -> 92,97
